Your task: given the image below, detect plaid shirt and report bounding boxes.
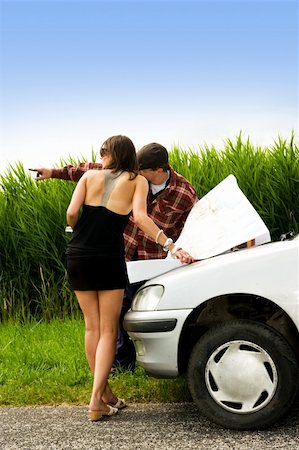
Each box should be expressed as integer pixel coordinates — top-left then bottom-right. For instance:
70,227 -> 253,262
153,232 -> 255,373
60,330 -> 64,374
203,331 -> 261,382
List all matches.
52,162 -> 103,181
52,163 -> 198,261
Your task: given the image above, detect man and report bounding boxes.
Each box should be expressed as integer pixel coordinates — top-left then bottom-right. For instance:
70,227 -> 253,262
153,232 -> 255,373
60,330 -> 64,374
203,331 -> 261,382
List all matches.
31,143 -> 198,369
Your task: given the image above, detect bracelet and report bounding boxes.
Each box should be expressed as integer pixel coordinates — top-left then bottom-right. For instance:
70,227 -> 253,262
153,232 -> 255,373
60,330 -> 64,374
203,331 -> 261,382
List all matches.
155,229 -> 164,244
170,245 -> 182,259
163,237 -> 173,252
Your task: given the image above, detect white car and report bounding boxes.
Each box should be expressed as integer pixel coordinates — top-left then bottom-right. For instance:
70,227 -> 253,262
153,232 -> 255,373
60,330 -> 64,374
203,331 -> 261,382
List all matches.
124,234 -> 299,430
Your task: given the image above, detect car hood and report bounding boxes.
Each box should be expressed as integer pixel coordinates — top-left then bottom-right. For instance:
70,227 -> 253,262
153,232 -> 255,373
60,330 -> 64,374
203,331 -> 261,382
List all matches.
137,238 -> 299,313
127,175 -> 271,283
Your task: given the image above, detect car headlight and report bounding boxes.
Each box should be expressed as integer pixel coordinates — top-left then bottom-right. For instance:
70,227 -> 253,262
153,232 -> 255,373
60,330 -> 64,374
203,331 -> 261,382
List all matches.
131,285 -> 164,311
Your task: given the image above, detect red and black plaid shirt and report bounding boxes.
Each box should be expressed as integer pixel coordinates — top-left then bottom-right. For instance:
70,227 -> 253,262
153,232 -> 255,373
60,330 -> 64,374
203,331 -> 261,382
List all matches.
52,163 -> 198,261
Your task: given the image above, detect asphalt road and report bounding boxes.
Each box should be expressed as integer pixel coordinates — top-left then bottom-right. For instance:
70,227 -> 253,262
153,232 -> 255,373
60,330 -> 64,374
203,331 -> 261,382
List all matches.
0,401 -> 299,450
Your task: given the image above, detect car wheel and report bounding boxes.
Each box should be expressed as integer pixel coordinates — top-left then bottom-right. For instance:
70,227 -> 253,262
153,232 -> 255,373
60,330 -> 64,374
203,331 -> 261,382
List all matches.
187,320 -> 299,430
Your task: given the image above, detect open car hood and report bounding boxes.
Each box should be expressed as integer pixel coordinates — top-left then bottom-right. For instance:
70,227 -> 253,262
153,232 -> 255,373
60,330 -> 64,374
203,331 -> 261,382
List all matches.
126,175 -> 271,283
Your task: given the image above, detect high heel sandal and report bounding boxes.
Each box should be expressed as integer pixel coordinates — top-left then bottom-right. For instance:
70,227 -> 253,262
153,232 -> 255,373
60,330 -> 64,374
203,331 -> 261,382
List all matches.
88,405 -> 118,422
107,398 -> 127,410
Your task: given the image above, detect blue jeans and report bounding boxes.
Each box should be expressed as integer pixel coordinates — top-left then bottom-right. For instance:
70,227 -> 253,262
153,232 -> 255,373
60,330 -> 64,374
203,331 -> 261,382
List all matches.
114,281 -> 144,370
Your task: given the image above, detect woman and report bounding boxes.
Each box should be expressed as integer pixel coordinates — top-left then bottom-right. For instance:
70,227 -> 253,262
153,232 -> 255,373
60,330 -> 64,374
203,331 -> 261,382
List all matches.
66,135 -> 193,422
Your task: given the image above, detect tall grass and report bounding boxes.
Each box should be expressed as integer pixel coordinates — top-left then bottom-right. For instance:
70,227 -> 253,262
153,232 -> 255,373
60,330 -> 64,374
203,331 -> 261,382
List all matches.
0,163 -> 78,321
170,134 -> 299,238
0,134 -> 298,321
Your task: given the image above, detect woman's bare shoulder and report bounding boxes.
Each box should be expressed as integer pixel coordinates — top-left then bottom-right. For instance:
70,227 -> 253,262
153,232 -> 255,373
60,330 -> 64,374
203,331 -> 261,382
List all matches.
120,171 -> 143,183
85,169 -> 104,179
134,174 -> 149,193
136,174 -> 148,184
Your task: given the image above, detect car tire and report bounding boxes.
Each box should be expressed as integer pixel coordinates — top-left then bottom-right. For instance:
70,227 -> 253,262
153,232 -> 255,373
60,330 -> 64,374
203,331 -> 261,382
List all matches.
187,320 -> 299,430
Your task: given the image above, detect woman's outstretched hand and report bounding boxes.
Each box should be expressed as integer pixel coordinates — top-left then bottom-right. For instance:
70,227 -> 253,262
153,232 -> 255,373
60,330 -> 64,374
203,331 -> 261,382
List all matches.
174,248 -> 195,264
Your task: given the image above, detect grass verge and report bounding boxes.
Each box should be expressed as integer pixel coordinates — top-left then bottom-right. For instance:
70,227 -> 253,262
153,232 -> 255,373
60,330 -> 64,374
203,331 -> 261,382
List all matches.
0,319 -> 191,406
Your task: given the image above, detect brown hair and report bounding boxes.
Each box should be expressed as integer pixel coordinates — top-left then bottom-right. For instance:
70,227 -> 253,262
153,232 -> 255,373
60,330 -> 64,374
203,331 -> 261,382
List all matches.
100,135 -> 138,179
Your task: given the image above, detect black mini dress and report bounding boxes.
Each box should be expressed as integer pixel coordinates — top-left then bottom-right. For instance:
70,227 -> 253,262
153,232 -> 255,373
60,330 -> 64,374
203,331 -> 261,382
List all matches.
66,171 -> 130,291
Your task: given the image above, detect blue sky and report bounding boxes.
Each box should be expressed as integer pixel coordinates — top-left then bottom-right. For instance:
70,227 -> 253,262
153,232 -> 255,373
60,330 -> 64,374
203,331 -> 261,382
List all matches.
0,0 -> 298,173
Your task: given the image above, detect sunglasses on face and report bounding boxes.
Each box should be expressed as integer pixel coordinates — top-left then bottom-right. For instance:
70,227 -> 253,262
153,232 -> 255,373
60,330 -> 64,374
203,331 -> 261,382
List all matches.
100,147 -> 108,157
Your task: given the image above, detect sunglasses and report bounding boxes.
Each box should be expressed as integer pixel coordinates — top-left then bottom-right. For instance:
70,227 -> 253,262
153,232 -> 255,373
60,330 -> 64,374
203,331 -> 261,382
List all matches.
100,147 -> 109,157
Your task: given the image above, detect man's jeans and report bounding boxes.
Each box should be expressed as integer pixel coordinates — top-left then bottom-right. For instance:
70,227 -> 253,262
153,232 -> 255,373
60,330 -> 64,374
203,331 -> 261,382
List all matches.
114,281 -> 144,370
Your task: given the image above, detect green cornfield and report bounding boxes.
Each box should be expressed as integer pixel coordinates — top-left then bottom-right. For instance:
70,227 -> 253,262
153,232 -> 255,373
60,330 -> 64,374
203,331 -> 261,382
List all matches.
0,134 -> 298,322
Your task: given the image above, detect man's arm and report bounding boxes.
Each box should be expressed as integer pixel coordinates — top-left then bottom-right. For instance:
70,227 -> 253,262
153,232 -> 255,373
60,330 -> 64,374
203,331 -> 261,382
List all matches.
29,162 -> 102,181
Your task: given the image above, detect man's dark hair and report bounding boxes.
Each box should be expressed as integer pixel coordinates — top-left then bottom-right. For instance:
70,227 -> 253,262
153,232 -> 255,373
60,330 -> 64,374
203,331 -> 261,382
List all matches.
137,143 -> 169,171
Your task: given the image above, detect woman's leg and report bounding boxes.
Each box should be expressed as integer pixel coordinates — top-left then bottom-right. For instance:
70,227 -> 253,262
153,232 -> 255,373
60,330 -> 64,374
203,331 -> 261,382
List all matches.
89,289 -> 123,412
75,290 -> 100,374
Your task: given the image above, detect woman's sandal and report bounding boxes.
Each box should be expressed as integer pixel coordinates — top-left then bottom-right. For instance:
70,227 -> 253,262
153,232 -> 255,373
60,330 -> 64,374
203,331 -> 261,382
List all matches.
107,398 -> 127,410
88,405 -> 118,422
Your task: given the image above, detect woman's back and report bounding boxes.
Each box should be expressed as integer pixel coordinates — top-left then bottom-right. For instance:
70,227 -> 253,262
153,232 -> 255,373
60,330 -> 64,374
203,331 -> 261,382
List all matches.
66,169 -> 136,291
84,169 -> 137,216
67,169 -> 134,256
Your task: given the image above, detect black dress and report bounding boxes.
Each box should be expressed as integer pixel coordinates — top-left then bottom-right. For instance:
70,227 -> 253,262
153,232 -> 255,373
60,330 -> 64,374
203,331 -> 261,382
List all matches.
66,171 -> 130,291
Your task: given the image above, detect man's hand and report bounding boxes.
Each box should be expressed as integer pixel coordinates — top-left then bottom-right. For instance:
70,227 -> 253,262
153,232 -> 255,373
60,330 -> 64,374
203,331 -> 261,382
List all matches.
29,168 -> 52,181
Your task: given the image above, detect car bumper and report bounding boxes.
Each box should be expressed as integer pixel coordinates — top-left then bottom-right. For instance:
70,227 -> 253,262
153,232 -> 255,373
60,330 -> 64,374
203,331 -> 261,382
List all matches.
123,308 -> 193,377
